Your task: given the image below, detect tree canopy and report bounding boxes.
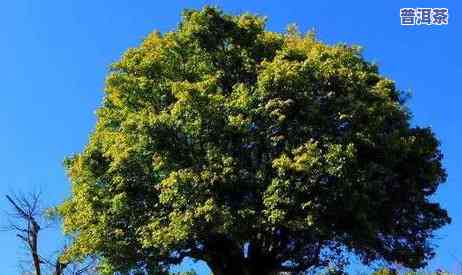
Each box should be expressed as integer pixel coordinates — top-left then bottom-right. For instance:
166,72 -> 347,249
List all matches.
58,6 -> 450,275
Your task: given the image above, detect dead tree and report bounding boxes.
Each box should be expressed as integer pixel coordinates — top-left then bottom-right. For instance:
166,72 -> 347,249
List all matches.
3,192 -> 96,275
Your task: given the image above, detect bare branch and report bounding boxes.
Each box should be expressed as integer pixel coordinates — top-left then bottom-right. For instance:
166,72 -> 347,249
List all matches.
4,191 -> 98,275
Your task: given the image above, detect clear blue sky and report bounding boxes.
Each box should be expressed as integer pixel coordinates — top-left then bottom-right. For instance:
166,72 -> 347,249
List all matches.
0,1 -> 460,274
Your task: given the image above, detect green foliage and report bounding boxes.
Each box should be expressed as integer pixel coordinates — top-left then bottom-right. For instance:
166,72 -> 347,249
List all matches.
58,6 -> 450,274
373,268 -> 398,275
372,267 -> 453,275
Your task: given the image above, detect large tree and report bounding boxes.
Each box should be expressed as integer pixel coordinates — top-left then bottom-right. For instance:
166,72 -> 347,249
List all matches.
59,7 -> 450,275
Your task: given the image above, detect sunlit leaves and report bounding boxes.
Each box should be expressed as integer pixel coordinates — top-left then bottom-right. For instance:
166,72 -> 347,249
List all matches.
59,6 -> 449,273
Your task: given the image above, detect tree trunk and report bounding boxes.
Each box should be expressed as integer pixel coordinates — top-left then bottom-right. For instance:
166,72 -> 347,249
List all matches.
205,252 -> 251,275
208,263 -> 284,275
29,221 -> 41,275
206,255 -> 280,275
202,236 -> 283,275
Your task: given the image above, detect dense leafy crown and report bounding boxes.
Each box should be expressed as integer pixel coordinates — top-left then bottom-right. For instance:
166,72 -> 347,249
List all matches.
59,7 -> 450,274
